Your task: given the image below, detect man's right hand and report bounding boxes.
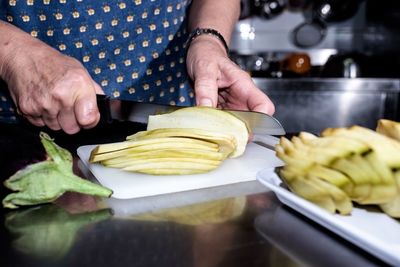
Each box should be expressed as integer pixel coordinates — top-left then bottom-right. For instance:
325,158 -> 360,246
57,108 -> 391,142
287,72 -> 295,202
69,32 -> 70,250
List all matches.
0,21 -> 103,134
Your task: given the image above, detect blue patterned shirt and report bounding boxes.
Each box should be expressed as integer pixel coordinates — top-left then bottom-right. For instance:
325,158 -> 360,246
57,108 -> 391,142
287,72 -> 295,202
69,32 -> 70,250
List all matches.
0,0 -> 195,123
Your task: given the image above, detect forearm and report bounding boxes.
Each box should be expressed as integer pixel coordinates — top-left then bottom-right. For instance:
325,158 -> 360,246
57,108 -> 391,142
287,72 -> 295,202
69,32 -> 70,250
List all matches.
0,20 -> 22,80
188,0 -> 240,44
0,20 -> 57,82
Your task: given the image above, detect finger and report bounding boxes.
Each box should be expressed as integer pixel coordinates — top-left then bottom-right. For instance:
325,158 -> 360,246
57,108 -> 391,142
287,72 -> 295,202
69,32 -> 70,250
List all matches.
25,116 -> 45,127
214,60 -> 275,114
42,114 -> 62,131
15,107 -> 22,116
193,61 -> 220,107
39,100 -> 62,130
17,98 -> 43,118
74,82 -> 100,129
217,90 -> 228,109
58,108 -> 80,134
226,71 -> 275,115
94,82 -> 105,95
246,86 -> 275,115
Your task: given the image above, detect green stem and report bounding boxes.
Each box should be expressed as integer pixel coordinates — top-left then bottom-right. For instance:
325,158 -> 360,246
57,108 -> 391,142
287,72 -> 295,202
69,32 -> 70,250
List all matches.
64,174 -> 113,197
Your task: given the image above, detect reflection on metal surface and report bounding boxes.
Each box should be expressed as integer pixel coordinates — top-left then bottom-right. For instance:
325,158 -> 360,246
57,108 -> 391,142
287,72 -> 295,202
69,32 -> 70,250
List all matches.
5,205 -> 112,260
102,180 -> 269,216
131,197 -> 246,226
343,58 -> 361,78
254,205 -> 387,267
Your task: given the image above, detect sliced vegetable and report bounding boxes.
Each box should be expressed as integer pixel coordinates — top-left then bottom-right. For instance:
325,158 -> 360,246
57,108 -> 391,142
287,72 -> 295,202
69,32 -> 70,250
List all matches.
90,107 -> 249,175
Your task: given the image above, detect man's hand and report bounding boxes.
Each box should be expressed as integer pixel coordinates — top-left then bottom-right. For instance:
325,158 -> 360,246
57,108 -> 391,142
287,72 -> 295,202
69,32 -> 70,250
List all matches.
0,22 -> 103,134
186,35 -> 275,115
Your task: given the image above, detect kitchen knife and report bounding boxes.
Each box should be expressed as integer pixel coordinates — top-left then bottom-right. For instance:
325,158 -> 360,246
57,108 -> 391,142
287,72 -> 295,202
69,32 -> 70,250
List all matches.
96,94 -> 285,136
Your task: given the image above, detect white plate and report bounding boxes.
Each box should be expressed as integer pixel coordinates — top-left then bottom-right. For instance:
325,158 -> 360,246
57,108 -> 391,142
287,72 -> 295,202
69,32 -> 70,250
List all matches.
256,168 -> 400,266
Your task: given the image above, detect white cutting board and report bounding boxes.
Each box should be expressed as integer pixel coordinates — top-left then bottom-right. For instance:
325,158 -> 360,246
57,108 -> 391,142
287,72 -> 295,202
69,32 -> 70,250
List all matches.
77,142 -> 283,199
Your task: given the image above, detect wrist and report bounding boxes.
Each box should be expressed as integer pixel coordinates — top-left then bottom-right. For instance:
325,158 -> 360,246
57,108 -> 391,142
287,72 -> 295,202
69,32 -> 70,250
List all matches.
186,28 -> 230,56
188,35 -> 228,58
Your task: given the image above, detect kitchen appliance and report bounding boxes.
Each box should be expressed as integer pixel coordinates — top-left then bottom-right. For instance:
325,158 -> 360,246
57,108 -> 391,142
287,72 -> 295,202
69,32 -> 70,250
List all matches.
253,0 -> 287,19
312,0 -> 362,23
291,20 -> 327,48
281,52 -> 312,75
321,53 -> 365,78
253,78 -> 400,134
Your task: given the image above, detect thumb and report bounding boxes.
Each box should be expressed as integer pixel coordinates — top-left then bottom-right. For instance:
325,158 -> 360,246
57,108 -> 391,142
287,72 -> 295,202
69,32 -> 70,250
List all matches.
75,83 -> 101,129
193,64 -> 219,107
93,82 -> 105,95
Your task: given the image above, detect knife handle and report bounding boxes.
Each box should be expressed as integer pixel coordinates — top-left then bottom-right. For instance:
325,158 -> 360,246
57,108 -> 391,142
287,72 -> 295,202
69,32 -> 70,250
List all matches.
96,94 -> 113,124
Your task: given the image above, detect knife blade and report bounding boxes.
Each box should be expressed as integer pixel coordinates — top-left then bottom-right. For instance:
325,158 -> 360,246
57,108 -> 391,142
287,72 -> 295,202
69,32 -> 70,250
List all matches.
96,94 -> 285,136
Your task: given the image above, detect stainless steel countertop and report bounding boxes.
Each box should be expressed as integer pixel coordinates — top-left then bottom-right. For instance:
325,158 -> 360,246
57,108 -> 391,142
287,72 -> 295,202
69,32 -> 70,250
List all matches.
0,121 -> 389,267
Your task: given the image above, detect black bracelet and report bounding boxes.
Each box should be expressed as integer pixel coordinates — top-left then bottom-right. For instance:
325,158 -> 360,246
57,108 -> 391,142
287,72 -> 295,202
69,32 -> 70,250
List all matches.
186,28 -> 229,55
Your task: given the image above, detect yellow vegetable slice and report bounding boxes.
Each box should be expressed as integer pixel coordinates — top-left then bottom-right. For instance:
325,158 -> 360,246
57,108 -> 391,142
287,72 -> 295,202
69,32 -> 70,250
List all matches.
103,157 -> 221,169
147,106 -> 249,158
90,137 -> 218,162
126,128 -> 235,158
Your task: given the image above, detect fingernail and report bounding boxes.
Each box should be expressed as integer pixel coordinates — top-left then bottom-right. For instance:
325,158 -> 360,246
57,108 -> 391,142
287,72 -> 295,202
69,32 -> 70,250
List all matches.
199,98 -> 213,107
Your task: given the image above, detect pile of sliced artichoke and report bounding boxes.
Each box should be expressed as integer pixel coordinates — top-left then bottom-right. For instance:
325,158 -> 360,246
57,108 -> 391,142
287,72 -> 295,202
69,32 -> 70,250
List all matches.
276,119 -> 400,218
90,106 -> 249,175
